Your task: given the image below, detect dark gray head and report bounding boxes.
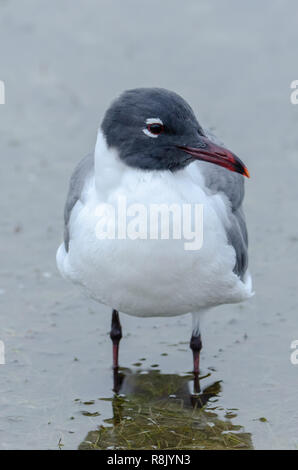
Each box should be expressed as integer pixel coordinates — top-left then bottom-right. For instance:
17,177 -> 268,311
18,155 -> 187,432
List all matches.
101,88 -> 250,176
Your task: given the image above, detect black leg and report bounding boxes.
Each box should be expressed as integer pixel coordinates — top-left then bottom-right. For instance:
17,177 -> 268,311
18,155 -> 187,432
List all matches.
190,333 -> 202,375
110,309 -> 122,393
110,309 -> 122,370
190,333 -> 202,394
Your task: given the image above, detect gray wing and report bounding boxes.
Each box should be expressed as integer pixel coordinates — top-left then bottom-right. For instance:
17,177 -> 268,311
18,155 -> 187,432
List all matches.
200,129 -> 248,279
64,153 -> 94,251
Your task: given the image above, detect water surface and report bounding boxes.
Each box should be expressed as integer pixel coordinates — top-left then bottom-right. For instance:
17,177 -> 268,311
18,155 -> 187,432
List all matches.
1,0 -> 298,450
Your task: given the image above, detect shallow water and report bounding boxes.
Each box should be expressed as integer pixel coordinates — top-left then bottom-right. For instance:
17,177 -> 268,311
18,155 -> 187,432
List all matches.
79,370 -> 253,450
1,0 -> 298,450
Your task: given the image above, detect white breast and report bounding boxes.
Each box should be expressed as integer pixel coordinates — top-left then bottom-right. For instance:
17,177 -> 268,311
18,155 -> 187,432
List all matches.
56,132 -> 252,317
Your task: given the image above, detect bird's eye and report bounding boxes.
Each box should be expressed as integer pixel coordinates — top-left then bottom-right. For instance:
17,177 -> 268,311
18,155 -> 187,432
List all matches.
147,123 -> 164,135
143,118 -> 164,138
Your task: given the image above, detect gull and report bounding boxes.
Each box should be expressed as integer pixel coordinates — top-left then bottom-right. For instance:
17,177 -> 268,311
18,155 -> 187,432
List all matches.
56,88 -> 252,391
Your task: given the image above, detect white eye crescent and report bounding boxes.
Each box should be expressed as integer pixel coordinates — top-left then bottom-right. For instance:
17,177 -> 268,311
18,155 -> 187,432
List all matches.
143,118 -> 164,138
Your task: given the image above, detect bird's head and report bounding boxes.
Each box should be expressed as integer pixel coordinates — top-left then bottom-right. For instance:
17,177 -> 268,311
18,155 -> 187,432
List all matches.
101,88 -> 249,177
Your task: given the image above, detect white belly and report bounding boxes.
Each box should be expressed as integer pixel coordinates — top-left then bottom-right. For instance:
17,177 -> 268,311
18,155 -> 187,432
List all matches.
57,164 -> 252,317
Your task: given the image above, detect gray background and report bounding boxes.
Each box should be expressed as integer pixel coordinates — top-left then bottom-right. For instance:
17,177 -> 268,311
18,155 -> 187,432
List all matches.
0,0 -> 298,449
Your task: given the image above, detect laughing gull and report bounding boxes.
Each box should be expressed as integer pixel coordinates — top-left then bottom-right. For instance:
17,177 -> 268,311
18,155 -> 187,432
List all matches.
56,88 -> 252,391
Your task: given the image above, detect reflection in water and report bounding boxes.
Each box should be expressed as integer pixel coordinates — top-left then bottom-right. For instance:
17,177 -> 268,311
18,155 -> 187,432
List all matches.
79,369 -> 253,450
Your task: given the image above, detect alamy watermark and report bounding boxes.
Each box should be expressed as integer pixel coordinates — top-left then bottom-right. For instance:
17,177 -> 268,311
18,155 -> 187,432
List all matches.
0,80 -> 5,104
0,341 -> 5,364
94,196 -> 204,251
290,80 -> 298,104
290,340 -> 298,365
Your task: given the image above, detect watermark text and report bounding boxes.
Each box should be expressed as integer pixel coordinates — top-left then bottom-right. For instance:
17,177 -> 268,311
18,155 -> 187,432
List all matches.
94,196 -> 204,251
0,341 -> 5,364
290,80 -> 298,104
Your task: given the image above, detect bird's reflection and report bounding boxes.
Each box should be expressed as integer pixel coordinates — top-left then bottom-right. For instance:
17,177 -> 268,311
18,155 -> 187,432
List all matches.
113,364 -> 215,403
79,368 -> 253,450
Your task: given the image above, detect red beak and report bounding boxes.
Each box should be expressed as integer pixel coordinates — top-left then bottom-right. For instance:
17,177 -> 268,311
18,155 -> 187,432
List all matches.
177,136 -> 250,178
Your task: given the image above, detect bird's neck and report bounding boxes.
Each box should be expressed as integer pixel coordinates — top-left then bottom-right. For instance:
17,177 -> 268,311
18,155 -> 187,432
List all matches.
94,129 -> 127,196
